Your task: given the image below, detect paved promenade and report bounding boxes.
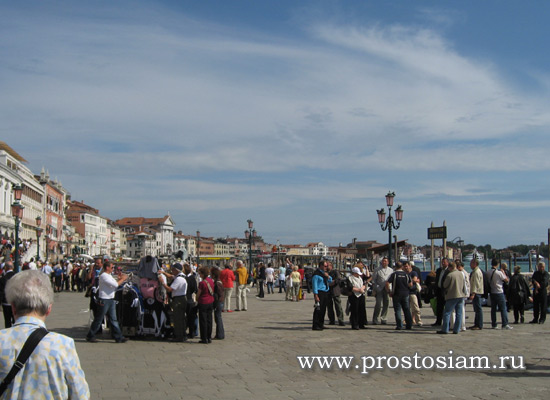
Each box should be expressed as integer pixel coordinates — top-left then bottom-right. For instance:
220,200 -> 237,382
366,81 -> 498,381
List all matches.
42,289 -> 549,399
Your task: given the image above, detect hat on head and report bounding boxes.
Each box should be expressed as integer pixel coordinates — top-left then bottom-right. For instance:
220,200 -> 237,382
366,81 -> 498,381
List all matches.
172,263 -> 183,271
352,267 -> 361,275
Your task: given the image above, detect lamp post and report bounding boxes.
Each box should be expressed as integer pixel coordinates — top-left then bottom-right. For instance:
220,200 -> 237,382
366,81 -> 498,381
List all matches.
196,230 -> 200,267
244,219 -> 256,275
450,236 -> 464,261
36,216 -> 42,261
377,191 -> 403,269
11,184 -> 24,272
277,239 -> 281,268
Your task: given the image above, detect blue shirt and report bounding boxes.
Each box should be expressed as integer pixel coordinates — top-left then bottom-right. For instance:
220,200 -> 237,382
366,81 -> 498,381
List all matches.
0,316 -> 90,399
312,270 -> 332,294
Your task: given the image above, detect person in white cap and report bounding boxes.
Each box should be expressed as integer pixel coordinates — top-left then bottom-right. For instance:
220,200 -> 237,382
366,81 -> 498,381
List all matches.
348,267 -> 367,330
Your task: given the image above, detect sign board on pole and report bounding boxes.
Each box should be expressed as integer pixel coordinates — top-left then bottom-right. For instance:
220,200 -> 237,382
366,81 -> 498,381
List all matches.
428,226 -> 447,240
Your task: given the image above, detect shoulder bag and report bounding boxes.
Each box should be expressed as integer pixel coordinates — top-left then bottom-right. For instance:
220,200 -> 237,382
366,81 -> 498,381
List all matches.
0,327 -> 49,396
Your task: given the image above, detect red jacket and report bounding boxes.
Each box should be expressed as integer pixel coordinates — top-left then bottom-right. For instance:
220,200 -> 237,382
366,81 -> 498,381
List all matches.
220,268 -> 236,288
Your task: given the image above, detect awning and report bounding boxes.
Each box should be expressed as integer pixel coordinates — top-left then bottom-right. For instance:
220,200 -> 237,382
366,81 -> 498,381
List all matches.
369,240 -> 408,254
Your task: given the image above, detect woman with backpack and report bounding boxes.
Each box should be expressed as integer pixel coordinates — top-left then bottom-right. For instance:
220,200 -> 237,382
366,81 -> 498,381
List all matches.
211,267 -> 225,340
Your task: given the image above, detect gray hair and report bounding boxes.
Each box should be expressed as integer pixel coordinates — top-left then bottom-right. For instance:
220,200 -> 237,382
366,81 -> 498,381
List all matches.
6,270 -> 54,316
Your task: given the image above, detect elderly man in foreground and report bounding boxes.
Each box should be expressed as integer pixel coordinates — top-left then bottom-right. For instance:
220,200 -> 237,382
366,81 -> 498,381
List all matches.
0,270 -> 90,399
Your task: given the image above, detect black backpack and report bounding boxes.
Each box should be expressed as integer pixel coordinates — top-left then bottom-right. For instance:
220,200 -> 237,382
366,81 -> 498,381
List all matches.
339,277 -> 352,296
481,270 -> 491,299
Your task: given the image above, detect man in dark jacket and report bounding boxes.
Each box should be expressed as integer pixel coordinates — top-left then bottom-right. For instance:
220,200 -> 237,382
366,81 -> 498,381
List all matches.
327,262 -> 345,326
0,261 -> 15,328
256,262 -> 266,298
386,262 -> 413,330
530,262 -> 549,324
184,263 -> 199,338
433,258 -> 450,326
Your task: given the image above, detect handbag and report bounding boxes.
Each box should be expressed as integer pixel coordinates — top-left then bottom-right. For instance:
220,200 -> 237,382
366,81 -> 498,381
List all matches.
0,327 -> 49,396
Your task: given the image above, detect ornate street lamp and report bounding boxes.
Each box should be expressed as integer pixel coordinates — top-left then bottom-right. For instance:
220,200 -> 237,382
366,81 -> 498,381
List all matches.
13,184 -> 23,202
245,219 -> 257,275
196,230 -> 200,267
450,236 -> 464,261
11,184 -> 24,272
377,191 -> 404,268
36,215 -> 42,261
277,239 -> 281,268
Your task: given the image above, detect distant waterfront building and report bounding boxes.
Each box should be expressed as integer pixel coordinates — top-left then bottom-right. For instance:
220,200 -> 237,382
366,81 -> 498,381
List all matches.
214,239 -> 231,257
66,200 -> 108,256
107,220 -> 125,258
37,169 -> 70,261
0,142 -> 32,241
307,242 -> 329,257
126,230 -> 156,258
285,244 -> 309,257
115,215 -> 175,256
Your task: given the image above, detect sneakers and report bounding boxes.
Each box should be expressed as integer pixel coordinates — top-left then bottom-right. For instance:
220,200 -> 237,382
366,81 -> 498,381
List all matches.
492,326 -> 501,329
503,325 -> 513,330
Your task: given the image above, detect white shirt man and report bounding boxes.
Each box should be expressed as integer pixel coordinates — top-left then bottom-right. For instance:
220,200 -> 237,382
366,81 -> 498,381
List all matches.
372,257 -> 393,324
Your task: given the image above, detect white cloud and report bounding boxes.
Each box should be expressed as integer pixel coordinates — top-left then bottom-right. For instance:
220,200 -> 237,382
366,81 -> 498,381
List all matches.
2,2 -> 550,247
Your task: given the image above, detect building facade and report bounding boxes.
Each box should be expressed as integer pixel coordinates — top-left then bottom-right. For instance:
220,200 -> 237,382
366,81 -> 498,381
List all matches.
66,200 -> 108,256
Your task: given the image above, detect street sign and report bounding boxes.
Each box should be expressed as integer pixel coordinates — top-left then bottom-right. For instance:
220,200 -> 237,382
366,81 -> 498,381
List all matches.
428,226 -> 447,240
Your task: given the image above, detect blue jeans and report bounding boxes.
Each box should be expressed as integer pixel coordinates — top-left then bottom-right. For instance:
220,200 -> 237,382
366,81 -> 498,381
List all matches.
441,297 -> 464,333
472,294 -> 483,329
214,301 -> 224,339
87,298 -> 123,340
278,279 -> 285,293
490,293 -> 509,327
393,293 -> 412,329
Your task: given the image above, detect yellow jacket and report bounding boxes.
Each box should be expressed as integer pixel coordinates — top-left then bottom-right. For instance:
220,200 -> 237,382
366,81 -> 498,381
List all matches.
236,266 -> 249,285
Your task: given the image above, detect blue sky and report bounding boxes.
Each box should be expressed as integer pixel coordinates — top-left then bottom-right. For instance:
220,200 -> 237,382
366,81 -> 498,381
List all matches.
2,0 -> 550,249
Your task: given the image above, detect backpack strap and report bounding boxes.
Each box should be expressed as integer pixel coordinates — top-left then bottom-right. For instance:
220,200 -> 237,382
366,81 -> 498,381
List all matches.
0,327 -> 49,396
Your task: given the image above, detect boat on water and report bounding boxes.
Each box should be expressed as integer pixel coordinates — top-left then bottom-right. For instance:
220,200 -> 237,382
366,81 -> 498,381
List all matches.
515,251 -> 544,262
400,251 -> 426,263
463,250 -> 485,262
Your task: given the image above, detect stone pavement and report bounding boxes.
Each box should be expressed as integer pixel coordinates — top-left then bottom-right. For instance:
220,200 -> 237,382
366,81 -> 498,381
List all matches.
41,289 -> 550,399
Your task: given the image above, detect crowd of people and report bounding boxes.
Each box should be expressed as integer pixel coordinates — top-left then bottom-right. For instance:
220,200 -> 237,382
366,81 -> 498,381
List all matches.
80,256 -> 253,345
0,251 -> 548,398
307,256 -> 549,334
0,237 -> 34,265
